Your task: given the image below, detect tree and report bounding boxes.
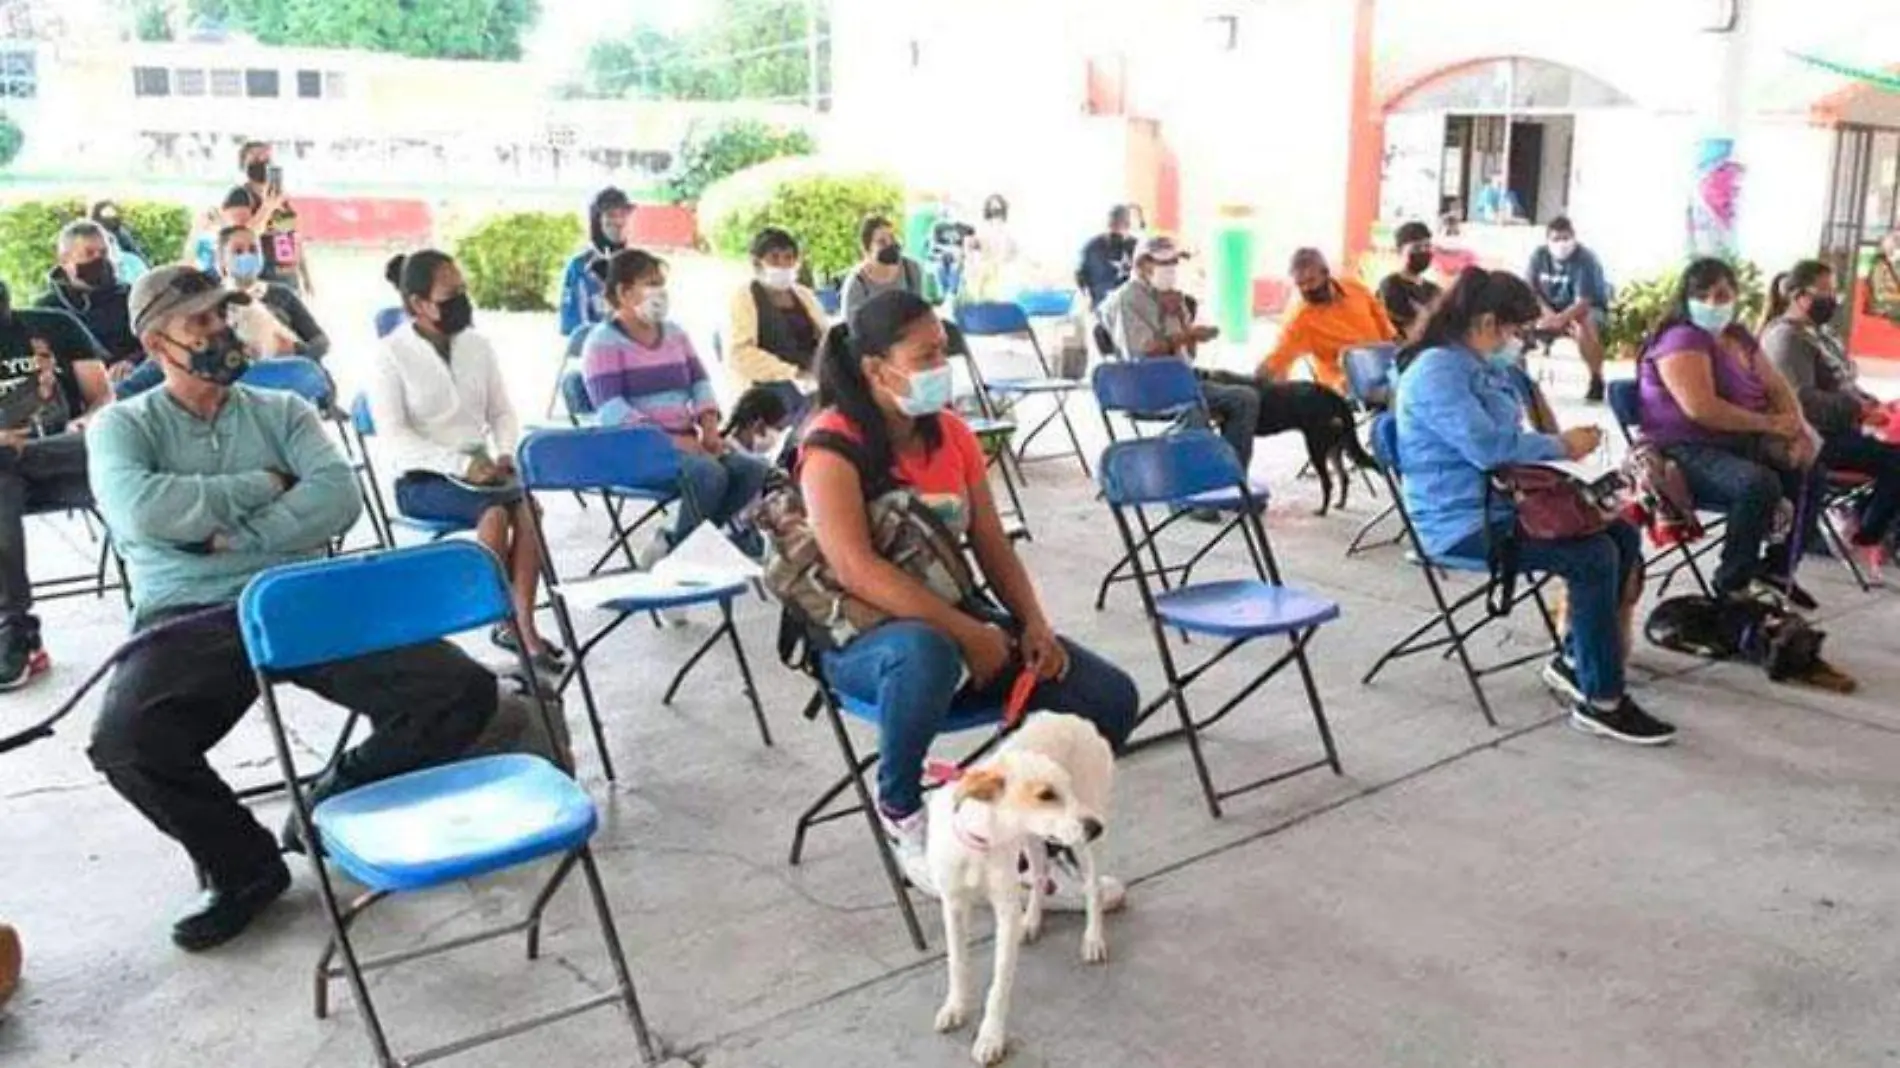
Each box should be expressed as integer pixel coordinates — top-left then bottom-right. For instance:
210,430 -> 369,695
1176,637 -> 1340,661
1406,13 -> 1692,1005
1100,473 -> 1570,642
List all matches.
581,0 -> 829,104
186,0 -> 541,61
130,0 -> 172,41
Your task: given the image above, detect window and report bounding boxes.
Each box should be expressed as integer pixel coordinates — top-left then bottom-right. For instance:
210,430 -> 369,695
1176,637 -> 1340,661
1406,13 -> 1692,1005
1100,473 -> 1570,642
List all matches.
323,71 -> 346,98
175,68 -> 206,97
132,66 -> 170,97
0,49 -> 35,100
210,68 -> 242,97
296,69 -> 321,99
245,68 -> 279,98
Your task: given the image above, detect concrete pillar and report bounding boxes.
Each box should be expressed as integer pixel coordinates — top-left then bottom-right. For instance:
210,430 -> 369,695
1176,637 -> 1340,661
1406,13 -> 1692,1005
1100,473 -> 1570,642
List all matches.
1688,0 -> 1751,260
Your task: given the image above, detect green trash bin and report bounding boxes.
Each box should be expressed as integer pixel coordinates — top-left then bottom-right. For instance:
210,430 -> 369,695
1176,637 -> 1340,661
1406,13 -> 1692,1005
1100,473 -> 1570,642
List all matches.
1211,208 -> 1257,345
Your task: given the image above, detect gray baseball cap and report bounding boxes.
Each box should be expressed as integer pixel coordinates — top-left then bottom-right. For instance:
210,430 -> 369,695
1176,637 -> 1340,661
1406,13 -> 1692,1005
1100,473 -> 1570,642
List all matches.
129,266 -> 241,336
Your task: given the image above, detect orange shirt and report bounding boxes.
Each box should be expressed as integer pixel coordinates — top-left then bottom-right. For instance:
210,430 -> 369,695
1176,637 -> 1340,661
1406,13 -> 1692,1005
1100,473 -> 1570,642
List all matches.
1260,277 -> 1397,392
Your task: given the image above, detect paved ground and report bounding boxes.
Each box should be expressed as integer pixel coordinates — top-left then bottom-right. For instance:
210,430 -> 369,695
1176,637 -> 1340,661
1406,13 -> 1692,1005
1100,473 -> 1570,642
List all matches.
3,283 -> 1899,1068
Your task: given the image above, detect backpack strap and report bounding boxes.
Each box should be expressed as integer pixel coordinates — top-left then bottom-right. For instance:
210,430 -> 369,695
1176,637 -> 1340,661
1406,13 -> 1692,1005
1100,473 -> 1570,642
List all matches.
1482,477 -> 1520,619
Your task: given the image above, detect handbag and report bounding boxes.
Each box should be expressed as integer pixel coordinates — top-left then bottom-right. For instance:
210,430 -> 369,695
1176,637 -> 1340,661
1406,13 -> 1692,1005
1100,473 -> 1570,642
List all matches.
1482,464 -> 1621,616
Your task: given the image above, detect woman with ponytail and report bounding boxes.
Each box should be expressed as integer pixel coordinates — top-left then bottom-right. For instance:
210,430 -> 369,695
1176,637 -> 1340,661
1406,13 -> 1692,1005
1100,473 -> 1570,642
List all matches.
1762,259 -> 1900,578
1395,268 -> 1671,746
800,289 -> 1137,900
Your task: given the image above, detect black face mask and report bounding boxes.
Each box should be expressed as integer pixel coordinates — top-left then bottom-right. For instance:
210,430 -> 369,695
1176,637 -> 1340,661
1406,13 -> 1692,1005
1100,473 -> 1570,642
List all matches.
875,244 -> 902,266
246,161 -> 270,184
434,292 -> 475,336
1404,249 -> 1434,275
75,259 -> 116,291
97,213 -> 122,232
166,328 -> 250,386
1807,296 -> 1839,326
1302,281 -> 1335,304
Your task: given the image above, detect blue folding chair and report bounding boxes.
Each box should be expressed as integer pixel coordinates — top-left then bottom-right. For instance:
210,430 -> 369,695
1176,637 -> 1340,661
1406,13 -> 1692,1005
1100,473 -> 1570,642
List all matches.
240,361 -> 390,552
551,372 -> 685,577
1100,430 -> 1342,817
371,306 -> 407,340
815,286 -> 842,317
520,426 -> 771,783
1359,413 -> 1562,727
348,393 -> 482,544
1342,344 -> 1402,557
238,542 -> 656,1067
544,325 -> 594,419
1606,379 -> 1721,597
1013,287 -> 1077,320
954,301 -> 1093,477
1090,360 -> 1271,610
937,321 -> 1032,540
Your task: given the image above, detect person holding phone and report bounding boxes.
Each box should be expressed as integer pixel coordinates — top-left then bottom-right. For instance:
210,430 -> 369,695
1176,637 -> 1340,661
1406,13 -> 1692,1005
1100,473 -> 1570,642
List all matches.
228,140 -> 312,297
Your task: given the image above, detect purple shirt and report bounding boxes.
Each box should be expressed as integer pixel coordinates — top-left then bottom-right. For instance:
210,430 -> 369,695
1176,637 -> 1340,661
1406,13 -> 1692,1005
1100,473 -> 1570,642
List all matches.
1638,323 -> 1769,447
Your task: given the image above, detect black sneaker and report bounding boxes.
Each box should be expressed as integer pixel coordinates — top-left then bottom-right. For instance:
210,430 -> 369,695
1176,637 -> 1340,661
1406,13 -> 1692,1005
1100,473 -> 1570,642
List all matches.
1584,377 -> 1606,404
1540,655 -> 1585,705
1569,696 -> 1677,747
0,626 -> 47,692
171,858 -> 292,951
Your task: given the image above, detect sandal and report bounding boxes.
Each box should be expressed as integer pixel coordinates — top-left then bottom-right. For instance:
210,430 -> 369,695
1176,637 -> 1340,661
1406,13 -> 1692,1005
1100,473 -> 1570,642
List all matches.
490,625 -> 566,673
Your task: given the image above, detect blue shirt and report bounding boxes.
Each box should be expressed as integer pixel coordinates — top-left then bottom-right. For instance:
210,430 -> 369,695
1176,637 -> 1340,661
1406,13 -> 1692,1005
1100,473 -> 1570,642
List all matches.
558,249 -> 609,338
87,383 -> 363,624
1526,245 -> 1612,314
1393,344 -> 1566,558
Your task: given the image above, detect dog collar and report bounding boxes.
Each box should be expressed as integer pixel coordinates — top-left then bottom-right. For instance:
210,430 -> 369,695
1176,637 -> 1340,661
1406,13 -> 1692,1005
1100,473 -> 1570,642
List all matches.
950,801 -> 993,854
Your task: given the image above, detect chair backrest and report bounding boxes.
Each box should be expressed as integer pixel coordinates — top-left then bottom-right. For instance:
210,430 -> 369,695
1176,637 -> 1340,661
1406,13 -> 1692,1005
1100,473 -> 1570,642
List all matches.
240,357 -> 333,409
1015,288 -> 1076,319
1606,378 -> 1640,439
565,324 -> 591,360
559,370 -> 595,418
1091,359 -> 1202,416
372,307 -> 407,340
954,301 -> 1032,338
1342,344 -> 1399,406
239,541 -> 510,672
1098,430 -> 1243,506
1369,412 -> 1401,476
349,392 -> 375,436
518,424 -> 680,494
815,287 -> 842,317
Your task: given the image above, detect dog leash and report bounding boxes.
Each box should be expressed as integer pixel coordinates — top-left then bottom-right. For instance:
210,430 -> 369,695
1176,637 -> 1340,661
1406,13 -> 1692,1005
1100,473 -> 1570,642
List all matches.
923,669 -> 1039,788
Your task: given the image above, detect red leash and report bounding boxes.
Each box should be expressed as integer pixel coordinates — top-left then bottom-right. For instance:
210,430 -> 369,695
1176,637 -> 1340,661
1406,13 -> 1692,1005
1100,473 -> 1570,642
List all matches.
924,669 -> 1039,787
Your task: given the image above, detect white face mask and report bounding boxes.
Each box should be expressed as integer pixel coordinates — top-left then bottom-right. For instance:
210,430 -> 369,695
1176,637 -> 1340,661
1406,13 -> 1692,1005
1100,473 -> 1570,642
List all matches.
1151,266 -> 1179,292
759,265 -> 798,290
1549,239 -> 1577,262
638,287 -> 669,323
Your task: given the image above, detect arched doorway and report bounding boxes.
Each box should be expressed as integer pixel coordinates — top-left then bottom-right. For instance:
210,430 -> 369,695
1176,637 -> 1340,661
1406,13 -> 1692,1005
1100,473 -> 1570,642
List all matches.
1379,56 -> 1635,229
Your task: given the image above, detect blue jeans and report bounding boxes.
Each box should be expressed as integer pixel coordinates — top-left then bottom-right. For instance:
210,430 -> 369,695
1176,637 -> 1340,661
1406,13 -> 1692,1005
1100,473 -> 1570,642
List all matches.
820,620 -> 1140,817
394,472 -> 524,526
1447,519 -> 1642,702
1664,442 -> 1806,594
673,450 -> 771,546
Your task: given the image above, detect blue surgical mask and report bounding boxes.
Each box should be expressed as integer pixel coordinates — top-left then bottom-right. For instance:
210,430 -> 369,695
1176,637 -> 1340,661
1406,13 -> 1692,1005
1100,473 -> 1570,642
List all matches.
229,251 -> 263,282
1489,337 -> 1526,367
894,365 -> 954,416
1687,299 -> 1736,334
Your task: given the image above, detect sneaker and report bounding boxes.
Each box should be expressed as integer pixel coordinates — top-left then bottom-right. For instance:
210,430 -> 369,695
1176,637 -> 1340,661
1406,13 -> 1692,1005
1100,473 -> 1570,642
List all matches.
1584,377 -> 1605,404
1569,696 -> 1677,747
1860,543 -> 1888,587
878,804 -> 938,898
635,533 -> 670,572
1540,655 -> 1585,705
1028,845 -> 1128,914
171,858 -> 292,952
0,628 -> 47,692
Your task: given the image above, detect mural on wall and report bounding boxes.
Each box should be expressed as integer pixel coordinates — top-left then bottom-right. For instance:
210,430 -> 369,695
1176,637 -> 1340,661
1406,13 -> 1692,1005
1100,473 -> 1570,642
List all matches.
1687,135 -> 1743,259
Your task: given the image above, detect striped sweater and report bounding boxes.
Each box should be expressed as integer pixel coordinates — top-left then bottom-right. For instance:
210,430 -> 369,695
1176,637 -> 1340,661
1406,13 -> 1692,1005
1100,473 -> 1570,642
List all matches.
581,319 -> 718,434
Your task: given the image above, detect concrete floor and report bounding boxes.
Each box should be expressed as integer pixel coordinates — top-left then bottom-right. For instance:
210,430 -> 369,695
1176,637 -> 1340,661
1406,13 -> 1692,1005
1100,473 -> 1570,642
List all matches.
4,350 -> 1900,1068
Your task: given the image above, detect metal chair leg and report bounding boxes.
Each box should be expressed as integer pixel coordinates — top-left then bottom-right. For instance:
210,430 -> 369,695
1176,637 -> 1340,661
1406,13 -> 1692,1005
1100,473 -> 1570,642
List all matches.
819,693 -> 926,950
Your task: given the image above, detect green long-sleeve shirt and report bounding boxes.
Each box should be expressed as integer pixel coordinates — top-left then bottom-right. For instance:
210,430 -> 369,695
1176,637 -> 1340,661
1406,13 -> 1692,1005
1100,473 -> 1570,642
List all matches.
87,382 -> 362,625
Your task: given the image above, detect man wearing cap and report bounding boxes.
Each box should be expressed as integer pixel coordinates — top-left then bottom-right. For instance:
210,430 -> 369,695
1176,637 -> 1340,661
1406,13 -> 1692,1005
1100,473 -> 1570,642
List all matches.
1259,247 -> 1397,394
84,266 -> 497,952
1098,236 -> 1262,471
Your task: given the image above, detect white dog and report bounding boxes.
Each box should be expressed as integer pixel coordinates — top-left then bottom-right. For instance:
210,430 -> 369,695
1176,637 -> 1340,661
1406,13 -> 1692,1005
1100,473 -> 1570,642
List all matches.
927,712 -> 1116,1065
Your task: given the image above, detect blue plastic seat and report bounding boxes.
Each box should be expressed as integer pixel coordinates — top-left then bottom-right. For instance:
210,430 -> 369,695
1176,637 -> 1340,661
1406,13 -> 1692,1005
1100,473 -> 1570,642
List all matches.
242,356 -> 334,410
313,754 -> 596,892
560,369 -> 598,423
1014,288 -> 1077,319
815,287 -> 842,317
1154,579 -> 1341,638
951,301 -> 1092,476
1342,344 -> 1398,410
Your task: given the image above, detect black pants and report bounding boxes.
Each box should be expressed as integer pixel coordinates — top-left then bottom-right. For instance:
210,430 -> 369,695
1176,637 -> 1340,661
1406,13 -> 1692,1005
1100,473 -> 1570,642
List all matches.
1820,431 -> 1900,545
87,610 -> 497,888
0,433 -> 93,626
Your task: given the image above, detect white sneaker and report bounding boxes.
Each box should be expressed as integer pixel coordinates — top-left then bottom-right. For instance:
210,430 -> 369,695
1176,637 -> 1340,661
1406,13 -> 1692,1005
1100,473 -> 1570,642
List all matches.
635,533 -> 670,571
1029,846 -> 1127,913
879,805 -> 938,898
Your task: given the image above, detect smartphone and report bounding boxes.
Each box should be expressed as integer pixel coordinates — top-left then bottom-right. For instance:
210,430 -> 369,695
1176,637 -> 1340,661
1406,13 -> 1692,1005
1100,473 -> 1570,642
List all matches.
265,165 -> 284,195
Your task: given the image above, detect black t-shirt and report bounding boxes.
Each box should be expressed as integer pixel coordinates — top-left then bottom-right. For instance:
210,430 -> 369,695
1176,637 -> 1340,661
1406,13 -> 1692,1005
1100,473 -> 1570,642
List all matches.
0,309 -> 100,433
230,185 -> 304,289
1378,273 -> 1442,335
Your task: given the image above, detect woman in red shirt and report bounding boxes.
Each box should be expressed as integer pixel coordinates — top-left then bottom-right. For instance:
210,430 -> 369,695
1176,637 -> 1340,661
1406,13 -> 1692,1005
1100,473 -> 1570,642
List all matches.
799,290 -> 1137,904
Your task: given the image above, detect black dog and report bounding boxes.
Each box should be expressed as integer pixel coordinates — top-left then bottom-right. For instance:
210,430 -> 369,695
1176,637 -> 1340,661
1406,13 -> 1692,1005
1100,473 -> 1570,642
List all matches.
1201,371 -> 1374,516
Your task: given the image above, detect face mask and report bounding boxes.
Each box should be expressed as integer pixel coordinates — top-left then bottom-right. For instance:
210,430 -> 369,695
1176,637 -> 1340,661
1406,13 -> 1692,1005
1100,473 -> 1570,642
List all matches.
638,287 -> 670,323
229,252 -> 263,283
1687,298 -> 1735,334
1405,249 -> 1434,275
166,328 -> 250,386
1807,296 -> 1839,326
891,364 -> 953,416
97,213 -> 121,232
1151,266 -> 1179,292
246,161 -> 269,184
759,266 -> 798,290
434,292 -> 474,336
875,244 -> 902,266
1302,282 -> 1334,305
75,259 -> 115,290
1490,337 -> 1526,366
1549,239 -> 1577,261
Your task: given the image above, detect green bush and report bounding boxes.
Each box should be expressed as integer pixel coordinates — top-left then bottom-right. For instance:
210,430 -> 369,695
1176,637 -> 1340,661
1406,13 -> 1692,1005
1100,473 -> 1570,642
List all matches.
0,198 -> 197,300
665,118 -> 815,205
701,160 -> 904,288
1603,258 -> 1766,359
453,211 -> 582,311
